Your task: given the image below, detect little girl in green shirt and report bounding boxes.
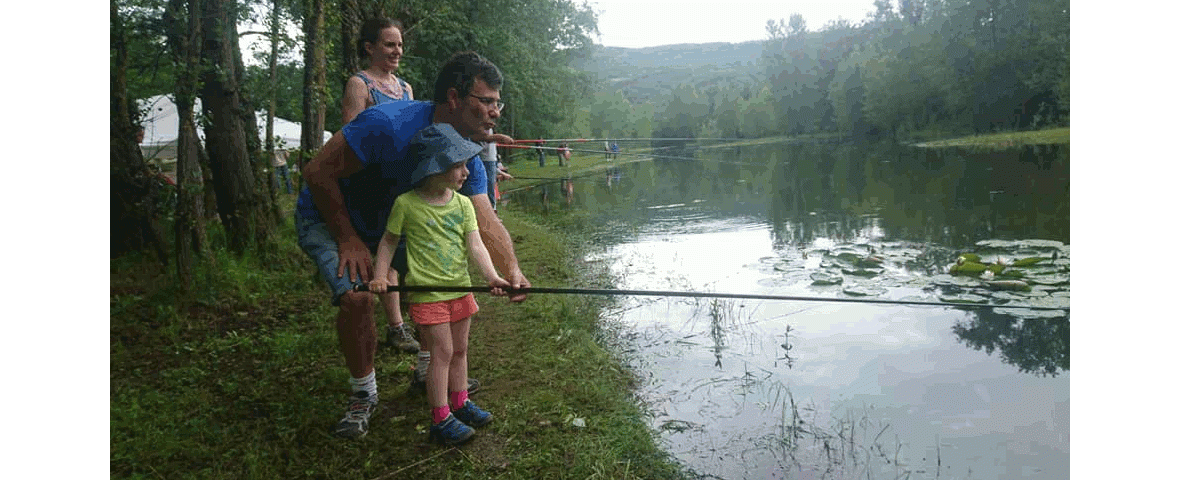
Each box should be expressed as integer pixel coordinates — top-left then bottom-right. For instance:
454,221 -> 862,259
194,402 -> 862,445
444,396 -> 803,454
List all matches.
369,123 -> 510,445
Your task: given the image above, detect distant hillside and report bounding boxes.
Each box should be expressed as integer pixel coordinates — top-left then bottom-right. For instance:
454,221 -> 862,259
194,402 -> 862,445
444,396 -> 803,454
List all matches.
576,41 -> 766,106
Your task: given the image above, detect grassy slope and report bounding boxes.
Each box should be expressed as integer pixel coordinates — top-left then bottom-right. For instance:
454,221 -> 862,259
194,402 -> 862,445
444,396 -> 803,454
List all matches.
911,127 -> 1070,149
110,207 -> 684,479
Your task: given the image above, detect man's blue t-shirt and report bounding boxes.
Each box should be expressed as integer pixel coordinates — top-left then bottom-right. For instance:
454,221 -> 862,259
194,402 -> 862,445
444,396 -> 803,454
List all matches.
294,100 -> 488,249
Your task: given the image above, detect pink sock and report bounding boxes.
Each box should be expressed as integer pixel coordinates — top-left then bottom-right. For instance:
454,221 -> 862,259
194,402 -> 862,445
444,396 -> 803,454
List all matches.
432,405 -> 451,424
449,390 -> 469,409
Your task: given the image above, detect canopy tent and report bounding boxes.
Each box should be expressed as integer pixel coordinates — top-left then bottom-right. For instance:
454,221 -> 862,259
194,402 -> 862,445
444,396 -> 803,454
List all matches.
137,94 -> 332,162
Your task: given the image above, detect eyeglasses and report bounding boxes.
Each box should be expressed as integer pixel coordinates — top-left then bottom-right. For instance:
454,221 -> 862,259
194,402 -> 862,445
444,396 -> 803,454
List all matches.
468,94 -> 505,112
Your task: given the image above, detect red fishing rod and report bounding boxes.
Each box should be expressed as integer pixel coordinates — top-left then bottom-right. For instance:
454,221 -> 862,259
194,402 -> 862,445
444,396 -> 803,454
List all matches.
510,137 -> 745,143
496,143 -> 763,166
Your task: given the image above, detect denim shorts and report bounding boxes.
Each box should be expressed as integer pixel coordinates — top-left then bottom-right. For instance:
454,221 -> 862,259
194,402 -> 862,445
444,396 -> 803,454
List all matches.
295,213 -> 405,306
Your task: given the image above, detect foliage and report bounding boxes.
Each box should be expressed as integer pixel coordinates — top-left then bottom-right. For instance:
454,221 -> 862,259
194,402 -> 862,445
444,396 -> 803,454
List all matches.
110,209 -> 686,479
114,0 -> 601,264
573,0 -> 1068,141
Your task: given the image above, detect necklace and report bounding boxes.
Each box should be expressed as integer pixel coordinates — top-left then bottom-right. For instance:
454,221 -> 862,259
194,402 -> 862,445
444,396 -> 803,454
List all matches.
364,70 -> 403,99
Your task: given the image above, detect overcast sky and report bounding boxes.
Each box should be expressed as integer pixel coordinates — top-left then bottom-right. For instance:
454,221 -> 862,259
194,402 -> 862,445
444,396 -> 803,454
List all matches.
588,0 -> 879,48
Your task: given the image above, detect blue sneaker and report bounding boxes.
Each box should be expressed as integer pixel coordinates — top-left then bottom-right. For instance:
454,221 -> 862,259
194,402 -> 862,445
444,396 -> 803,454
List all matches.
451,400 -> 493,428
430,414 -> 475,445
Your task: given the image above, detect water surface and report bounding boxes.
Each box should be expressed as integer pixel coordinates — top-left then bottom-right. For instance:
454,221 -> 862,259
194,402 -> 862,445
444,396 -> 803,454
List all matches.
504,141 -> 1069,479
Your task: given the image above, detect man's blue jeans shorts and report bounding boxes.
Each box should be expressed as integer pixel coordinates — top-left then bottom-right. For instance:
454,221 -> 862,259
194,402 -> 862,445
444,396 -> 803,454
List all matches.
295,213 -> 405,306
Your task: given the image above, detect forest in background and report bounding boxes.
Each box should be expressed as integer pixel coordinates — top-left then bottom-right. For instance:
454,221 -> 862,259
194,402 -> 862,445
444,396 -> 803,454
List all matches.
110,0 -> 1068,274
579,0 -> 1069,142
111,0 -> 600,275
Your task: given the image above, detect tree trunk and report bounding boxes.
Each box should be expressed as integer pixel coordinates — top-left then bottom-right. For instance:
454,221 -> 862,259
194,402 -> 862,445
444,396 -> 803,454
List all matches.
340,0 -> 363,83
231,25 -> 278,237
301,0 -> 327,154
265,0 -> 280,196
166,0 -> 211,287
200,136 -> 218,221
111,0 -> 168,264
200,0 -> 274,254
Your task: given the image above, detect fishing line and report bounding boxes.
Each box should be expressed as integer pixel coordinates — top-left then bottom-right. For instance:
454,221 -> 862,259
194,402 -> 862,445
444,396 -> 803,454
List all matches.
498,144 -> 764,166
353,285 -> 1070,313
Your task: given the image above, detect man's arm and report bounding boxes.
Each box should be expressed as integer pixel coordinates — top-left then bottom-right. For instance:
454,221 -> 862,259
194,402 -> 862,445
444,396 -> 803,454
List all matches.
303,131 -> 372,282
468,193 -> 530,302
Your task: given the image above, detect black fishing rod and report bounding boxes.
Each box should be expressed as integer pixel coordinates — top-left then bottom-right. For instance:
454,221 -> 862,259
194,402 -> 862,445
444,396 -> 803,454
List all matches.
353,285 -> 1070,312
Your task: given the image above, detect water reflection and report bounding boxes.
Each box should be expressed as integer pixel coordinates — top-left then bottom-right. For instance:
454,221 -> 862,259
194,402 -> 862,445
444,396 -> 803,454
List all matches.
954,309 -> 1070,377
768,142 -> 1069,250
502,139 -> 1069,479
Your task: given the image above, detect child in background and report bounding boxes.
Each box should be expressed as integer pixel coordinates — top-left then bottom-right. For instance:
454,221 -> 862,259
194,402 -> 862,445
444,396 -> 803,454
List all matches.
369,124 -> 510,445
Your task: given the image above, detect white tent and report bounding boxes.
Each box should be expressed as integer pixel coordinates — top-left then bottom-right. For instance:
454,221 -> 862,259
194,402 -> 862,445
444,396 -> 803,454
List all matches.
137,94 -> 332,162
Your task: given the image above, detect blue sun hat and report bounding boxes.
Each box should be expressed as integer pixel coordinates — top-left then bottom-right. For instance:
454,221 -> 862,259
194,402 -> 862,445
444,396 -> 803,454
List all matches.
409,123 -> 483,186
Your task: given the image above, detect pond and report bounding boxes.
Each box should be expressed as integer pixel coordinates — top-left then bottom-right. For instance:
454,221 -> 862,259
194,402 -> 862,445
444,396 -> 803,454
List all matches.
502,140 -> 1069,479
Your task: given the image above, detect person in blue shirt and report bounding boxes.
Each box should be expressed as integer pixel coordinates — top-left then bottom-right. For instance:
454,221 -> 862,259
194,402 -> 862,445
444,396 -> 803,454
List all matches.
296,51 -> 531,439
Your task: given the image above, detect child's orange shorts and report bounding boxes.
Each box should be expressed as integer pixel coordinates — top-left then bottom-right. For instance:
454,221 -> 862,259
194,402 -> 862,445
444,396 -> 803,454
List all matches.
410,293 -> 479,325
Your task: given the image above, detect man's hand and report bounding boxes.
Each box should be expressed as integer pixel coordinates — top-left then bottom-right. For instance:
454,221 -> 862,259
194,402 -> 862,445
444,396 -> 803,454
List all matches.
472,131 -> 514,145
337,236 -> 373,283
496,164 -> 514,183
506,269 -> 531,303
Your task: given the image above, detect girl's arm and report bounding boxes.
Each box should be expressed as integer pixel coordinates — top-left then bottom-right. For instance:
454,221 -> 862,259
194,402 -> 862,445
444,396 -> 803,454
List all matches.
369,231 -> 400,293
466,230 -> 510,296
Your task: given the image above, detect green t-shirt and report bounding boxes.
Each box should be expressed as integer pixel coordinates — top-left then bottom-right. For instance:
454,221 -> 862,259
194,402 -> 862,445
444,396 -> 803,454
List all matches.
386,190 -> 479,304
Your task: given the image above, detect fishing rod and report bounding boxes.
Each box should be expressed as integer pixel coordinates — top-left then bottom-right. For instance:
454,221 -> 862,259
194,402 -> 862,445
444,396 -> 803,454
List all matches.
501,168 -> 615,187
511,137 -> 745,144
497,144 -> 762,165
353,285 -> 1070,313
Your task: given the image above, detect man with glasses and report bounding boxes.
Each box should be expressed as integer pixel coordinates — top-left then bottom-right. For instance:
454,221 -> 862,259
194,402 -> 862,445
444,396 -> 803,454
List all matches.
296,51 -> 531,439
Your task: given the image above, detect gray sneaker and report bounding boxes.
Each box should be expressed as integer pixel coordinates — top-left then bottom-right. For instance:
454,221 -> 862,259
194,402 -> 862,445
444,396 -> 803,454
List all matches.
386,323 -> 420,353
333,391 -> 376,439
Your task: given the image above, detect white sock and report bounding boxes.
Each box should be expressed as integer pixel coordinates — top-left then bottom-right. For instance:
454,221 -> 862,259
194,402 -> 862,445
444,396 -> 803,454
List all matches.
416,352 -> 431,381
349,370 -> 378,402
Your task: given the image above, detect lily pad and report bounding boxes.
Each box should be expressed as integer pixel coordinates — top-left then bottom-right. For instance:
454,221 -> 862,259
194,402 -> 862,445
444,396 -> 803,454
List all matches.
976,239 -> 1066,250
998,268 -> 1026,278
949,261 -> 987,275
958,253 -> 982,263
841,267 -> 883,277
857,255 -> 886,268
989,291 -> 1032,303
993,306 -> 1068,320
843,285 -> 887,296
931,274 -> 976,287
938,293 -> 990,304
1027,274 -> 1070,286
985,280 -> 1031,292
810,271 -> 844,285
835,252 -> 862,263
1011,257 -> 1048,267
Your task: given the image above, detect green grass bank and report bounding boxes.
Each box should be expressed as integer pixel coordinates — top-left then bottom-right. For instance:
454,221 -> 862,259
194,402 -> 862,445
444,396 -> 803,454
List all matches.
910,126 -> 1070,149
110,206 -> 685,479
